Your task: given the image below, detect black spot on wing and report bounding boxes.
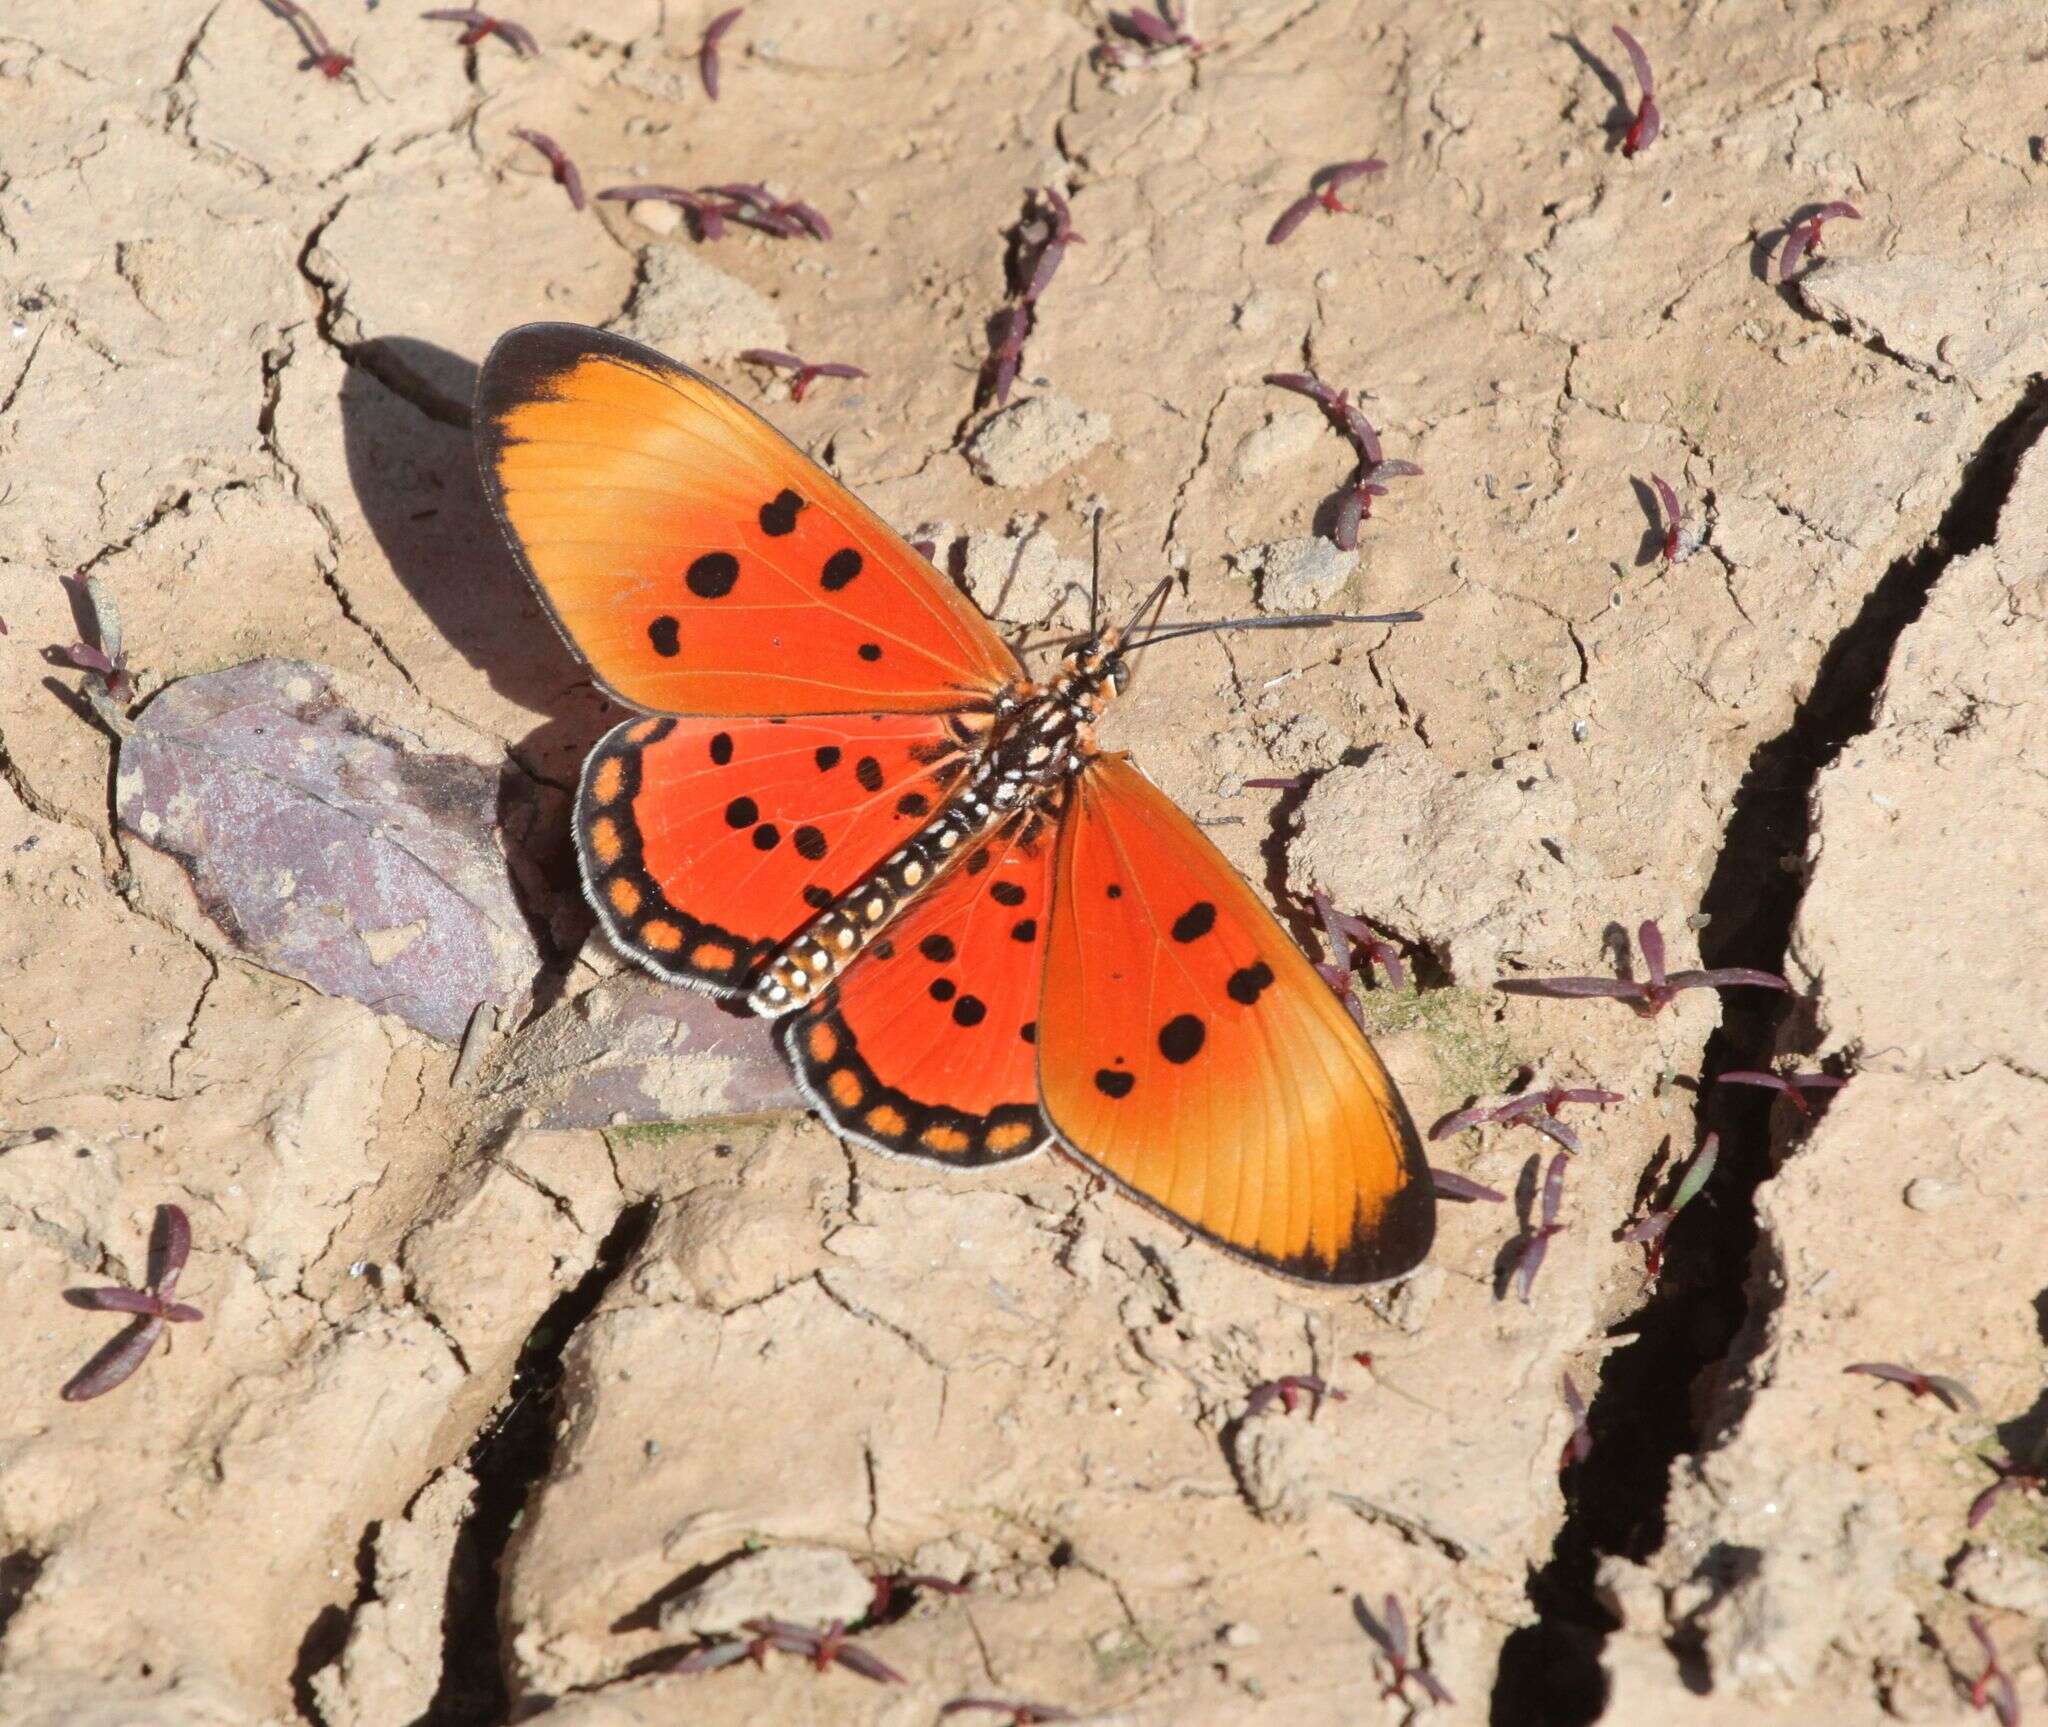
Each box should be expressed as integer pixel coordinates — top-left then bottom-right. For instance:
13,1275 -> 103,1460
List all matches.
1158,1013 -> 1206,1063
1227,961 -> 1276,1005
686,552 -> 739,599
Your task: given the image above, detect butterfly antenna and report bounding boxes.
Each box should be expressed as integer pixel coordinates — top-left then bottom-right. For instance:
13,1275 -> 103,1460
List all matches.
1131,608 -> 1422,650
1118,574 -> 1176,642
1089,510 -> 1104,636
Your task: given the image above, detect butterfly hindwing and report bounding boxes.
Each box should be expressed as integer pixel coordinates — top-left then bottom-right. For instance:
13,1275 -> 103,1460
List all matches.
476,322 -> 1022,717
783,808 -> 1058,1164
579,709 -> 988,997
1038,754 -> 1435,1284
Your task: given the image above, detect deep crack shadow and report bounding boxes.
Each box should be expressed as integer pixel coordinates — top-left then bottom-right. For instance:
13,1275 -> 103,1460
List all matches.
1490,381 -> 2048,1726
422,1198 -> 657,1727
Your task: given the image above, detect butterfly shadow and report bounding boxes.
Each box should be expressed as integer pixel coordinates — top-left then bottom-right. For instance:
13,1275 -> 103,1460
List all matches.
340,336 -> 619,1010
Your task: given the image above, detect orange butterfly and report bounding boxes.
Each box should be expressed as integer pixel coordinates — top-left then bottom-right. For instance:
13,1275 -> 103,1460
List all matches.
476,323 -> 1434,1283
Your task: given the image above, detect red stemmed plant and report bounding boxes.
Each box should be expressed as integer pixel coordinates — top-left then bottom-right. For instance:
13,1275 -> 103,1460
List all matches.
1618,1133 -> 1718,1287
1612,25 -> 1660,156
1430,1076 -> 1623,1155
62,1204 -> 203,1401
1496,919 -> 1788,1017
1355,1594 -> 1453,1707
1267,158 -> 1387,245
1778,202 -> 1860,283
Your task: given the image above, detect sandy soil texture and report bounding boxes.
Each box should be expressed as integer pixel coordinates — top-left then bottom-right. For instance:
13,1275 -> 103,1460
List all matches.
3,2 -> 2046,1723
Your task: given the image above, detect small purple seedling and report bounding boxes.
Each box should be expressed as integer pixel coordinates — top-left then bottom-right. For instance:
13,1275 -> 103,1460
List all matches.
737,349 -> 868,403
1719,1068 -> 1846,1118
699,182 -> 833,241
421,8 -> 538,54
1356,1594 -> 1454,1708
1612,25 -> 1660,157
940,1702 -> 1077,1724
1313,891 -> 1408,1025
1496,918 -> 1788,1017
1508,1152 -> 1570,1304
1778,202 -> 1860,283
1969,1615 -> 2020,1727
595,184 -> 733,241
1098,1 -> 1208,67
1561,1372 -> 1593,1470
62,1204 -> 203,1402
262,0 -> 356,78
1648,473 -> 1694,563
1020,185 -> 1083,303
981,188 -> 1082,408
1430,1168 -> 1507,1205
1618,1132 -> 1718,1286
1429,1079 -> 1623,1156
1246,1374 -> 1346,1417
58,572 -> 136,735
668,1618 -> 903,1683
513,129 -> 585,210
1842,1361 -> 1977,1415
1969,1450 -> 2048,1530
865,1568 -> 970,1620
1263,371 -> 1421,548
700,6 -> 743,100
1266,158 -> 1386,245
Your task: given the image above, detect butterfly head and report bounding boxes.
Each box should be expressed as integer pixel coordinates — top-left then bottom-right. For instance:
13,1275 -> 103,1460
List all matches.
1059,637 -> 1129,707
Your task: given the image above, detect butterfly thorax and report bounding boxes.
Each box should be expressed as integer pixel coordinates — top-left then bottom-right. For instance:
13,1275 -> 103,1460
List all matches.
746,638 -> 1127,1018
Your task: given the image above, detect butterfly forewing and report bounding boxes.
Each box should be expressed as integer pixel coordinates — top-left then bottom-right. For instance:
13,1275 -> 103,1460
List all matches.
1038,754 -> 1434,1284
783,809 -> 1058,1164
476,323 -> 1021,717
578,710 -> 984,996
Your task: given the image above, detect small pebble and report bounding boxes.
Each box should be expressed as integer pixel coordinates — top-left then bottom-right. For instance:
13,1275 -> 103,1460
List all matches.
1904,1177 -> 1956,1212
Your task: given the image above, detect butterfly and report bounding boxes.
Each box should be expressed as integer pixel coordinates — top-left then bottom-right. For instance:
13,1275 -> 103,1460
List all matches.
475,322 -> 1434,1284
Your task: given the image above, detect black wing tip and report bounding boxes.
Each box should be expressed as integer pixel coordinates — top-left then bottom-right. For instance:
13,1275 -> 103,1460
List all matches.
476,322 -> 657,427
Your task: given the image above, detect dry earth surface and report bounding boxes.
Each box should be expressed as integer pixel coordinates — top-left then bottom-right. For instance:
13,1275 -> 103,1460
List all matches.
3,1 -> 2046,1723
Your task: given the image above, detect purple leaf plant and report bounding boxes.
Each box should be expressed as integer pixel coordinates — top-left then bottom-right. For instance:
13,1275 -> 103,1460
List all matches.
1246,1374 -> 1346,1418
1355,1594 -> 1454,1707
1267,158 -> 1386,245
1842,1361 -> 1977,1415
512,129 -> 585,210
1612,25 -> 1660,156
1560,1373 -> 1594,1469
1617,1132 -> 1718,1286
1496,919 -> 1788,1017
1430,1074 -> 1623,1155
421,9 -> 538,55
737,349 -> 867,403
1264,371 -> 1421,548
1778,202 -> 1860,283
1507,1152 -> 1570,1304
1968,1614 -> 2020,1727
981,186 -> 1082,408
699,6 -> 743,100
665,1617 -> 903,1684
1719,1067 -> 1846,1118
62,1204 -> 203,1402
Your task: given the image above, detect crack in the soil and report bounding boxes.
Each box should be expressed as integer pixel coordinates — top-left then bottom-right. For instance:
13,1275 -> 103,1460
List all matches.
417,1198 -> 657,1727
1489,379 -> 2048,1725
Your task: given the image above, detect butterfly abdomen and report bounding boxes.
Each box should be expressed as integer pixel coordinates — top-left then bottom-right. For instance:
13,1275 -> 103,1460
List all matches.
749,759 -> 1008,1015
747,681 -> 1100,1018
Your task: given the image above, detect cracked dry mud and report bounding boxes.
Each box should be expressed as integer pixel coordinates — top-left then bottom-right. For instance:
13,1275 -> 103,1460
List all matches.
2,3 -> 2045,1724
